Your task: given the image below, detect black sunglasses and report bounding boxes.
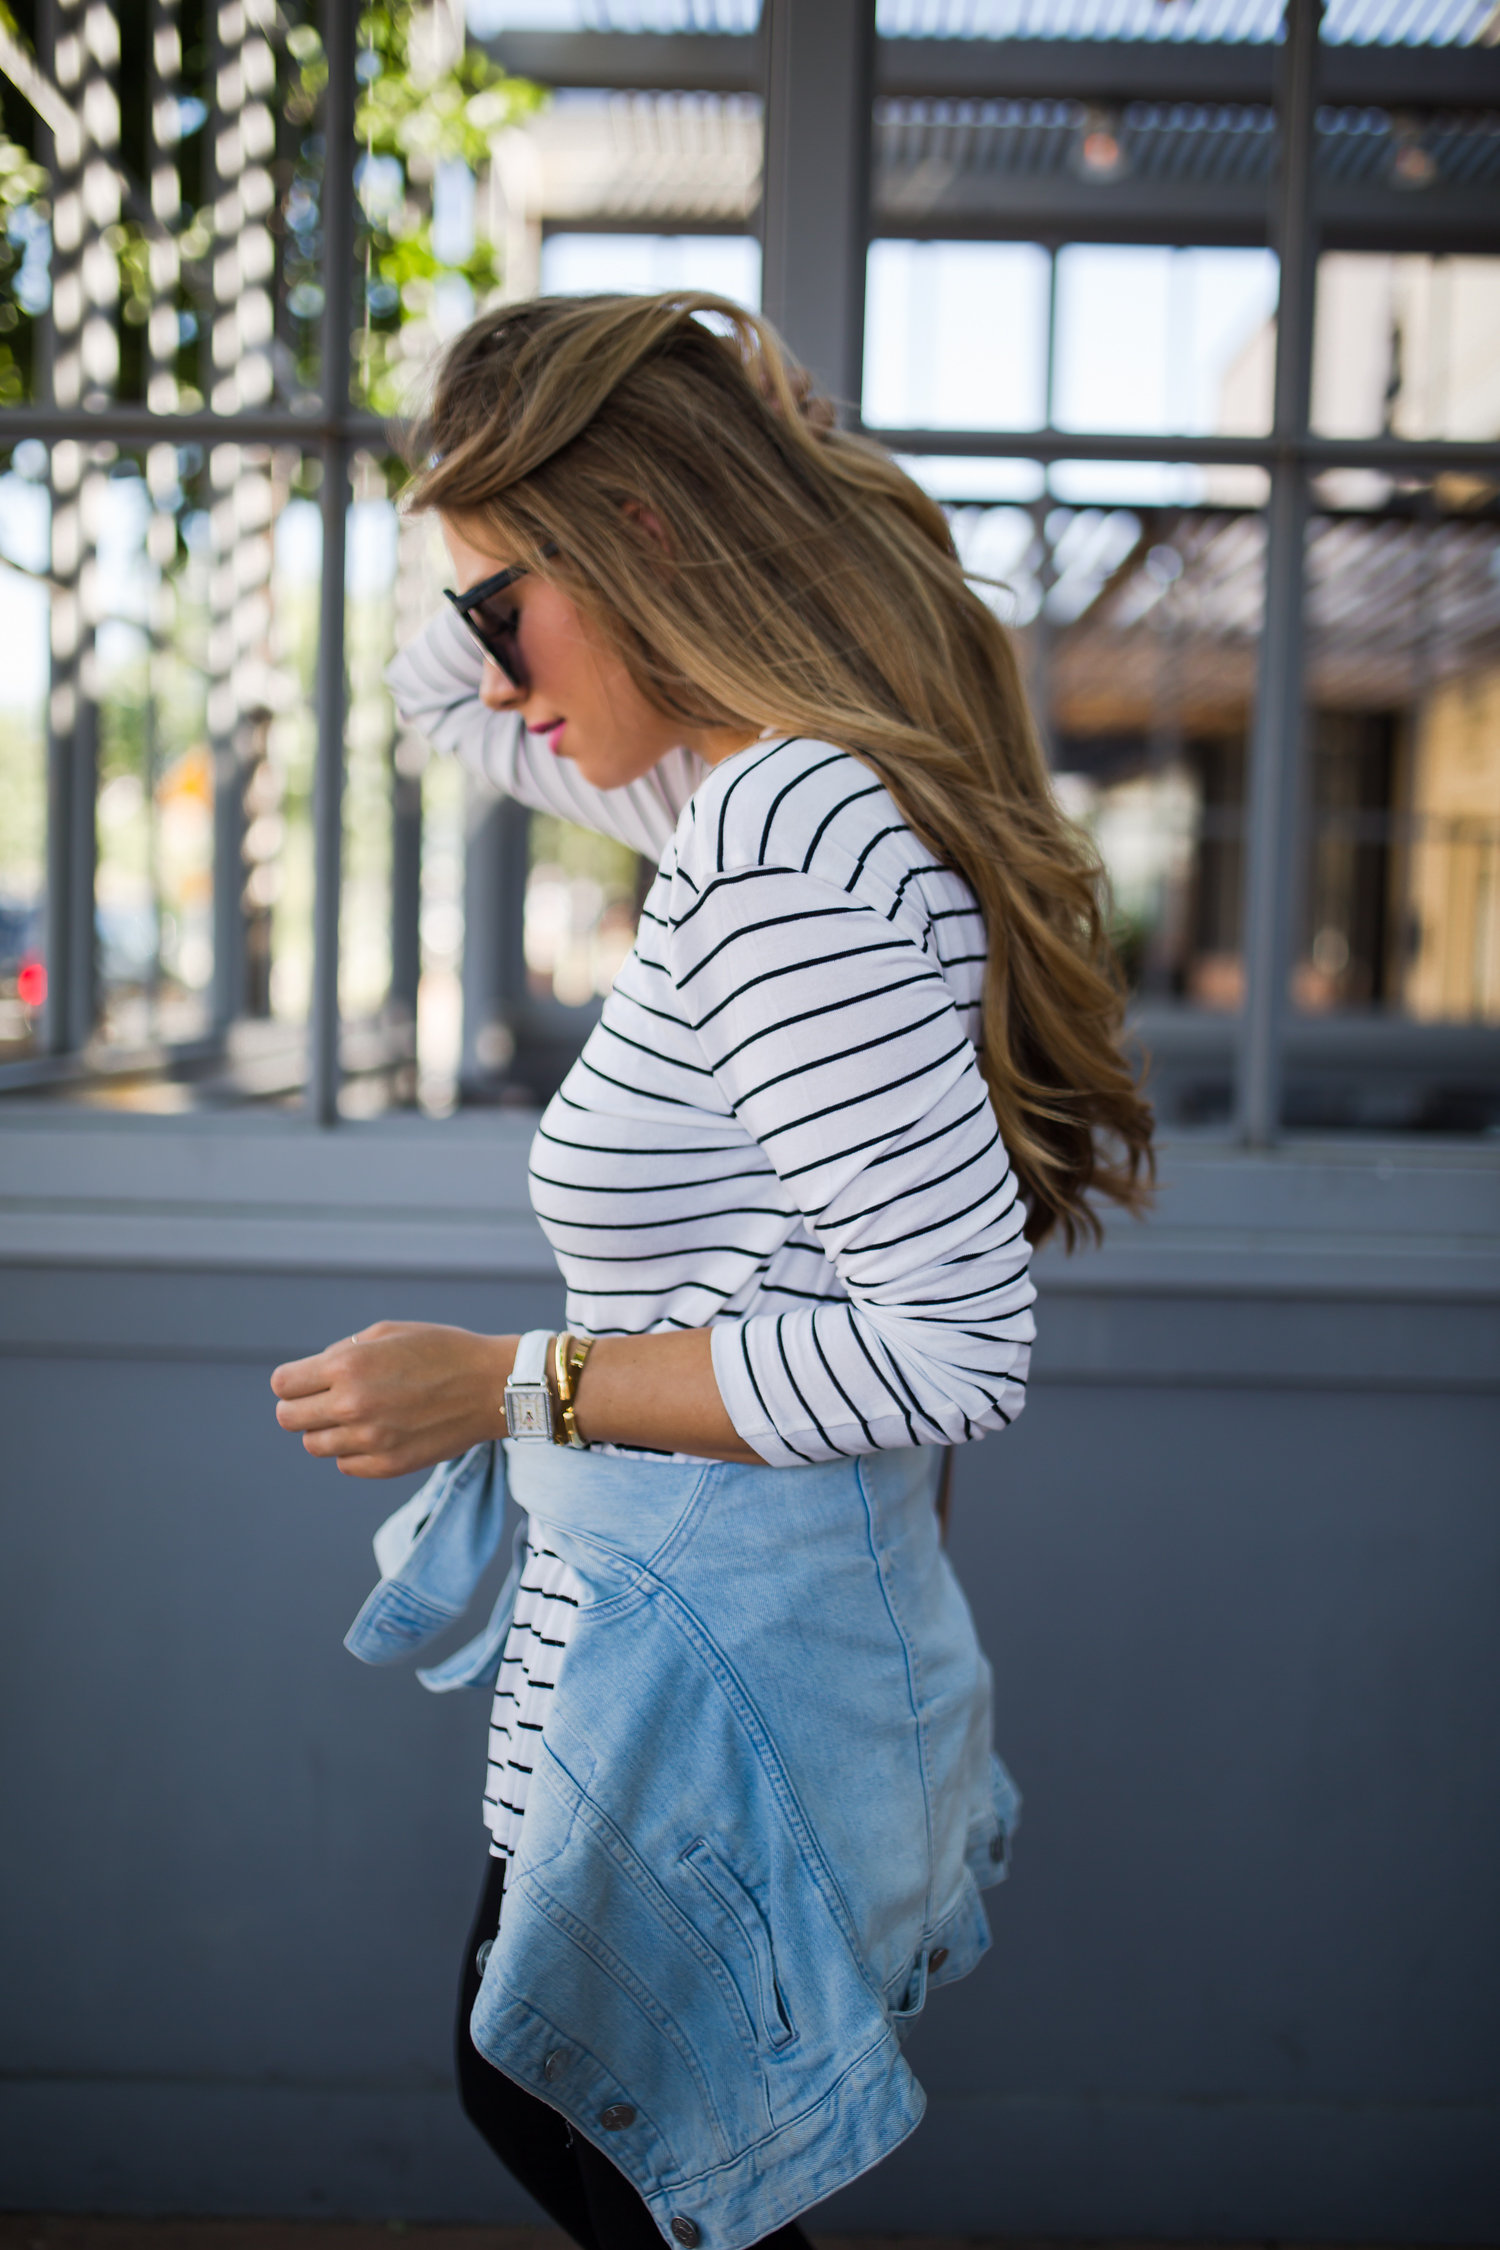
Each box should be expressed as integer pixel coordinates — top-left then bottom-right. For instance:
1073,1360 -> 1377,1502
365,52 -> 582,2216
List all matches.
444,544 -> 559,693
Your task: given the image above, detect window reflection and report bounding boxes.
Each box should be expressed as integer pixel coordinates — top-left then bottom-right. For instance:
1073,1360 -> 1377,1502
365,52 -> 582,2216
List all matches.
864,241 -> 1050,431
524,816 -> 650,1011
951,487 -> 1264,1031
865,239 -> 1279,441
1312,254 -> 1500,446
0,465 -> 49,1057
1052,246 -> 1278,438
1300,500 -> 1500,1028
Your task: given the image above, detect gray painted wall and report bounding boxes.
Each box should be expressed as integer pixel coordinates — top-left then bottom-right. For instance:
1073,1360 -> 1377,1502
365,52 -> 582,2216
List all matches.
1,1108 -> 1497,2238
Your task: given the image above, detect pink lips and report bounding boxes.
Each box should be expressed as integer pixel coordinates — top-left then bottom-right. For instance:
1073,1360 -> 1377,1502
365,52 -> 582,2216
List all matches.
532,718 -> 567,755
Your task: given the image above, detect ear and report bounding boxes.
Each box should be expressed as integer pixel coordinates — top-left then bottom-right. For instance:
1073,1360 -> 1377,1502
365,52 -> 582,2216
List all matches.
623,498 -> 671,556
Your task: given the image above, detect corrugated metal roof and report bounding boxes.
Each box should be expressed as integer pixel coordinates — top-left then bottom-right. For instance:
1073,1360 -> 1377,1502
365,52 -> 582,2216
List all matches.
1315,103 -> 1500,186
876,0 -> 1496,44
516,87 -> 763,219
878,94 -> 1277,185
876,94 -> 1500,190
473,4 -> 760,30
508,84 -> 1499,223
880,0 -> 1283,43
1026,502 -> 1500,729
473,0 -> 1496,44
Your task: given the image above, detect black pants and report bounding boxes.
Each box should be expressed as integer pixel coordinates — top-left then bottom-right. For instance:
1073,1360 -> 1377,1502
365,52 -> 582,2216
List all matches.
456,1855 -> 815,2250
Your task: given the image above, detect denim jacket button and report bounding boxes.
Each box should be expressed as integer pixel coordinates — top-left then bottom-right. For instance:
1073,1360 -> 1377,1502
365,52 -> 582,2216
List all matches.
670,2220 -> 700,2246
543,2049 -> 566,2082
930,1946 -> 949,1971
474,1939 -> 494,1976
600,2103 -> 637,2131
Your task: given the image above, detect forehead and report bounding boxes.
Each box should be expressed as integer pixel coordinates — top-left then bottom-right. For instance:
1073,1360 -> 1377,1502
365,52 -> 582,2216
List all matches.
440,511 -> 524,577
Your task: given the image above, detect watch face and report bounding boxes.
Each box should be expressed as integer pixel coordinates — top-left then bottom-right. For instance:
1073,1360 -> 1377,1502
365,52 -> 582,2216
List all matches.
505,1385 -> 553,1440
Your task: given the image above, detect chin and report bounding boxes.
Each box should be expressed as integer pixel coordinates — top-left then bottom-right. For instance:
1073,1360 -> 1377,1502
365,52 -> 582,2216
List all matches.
576,747 -> 658,792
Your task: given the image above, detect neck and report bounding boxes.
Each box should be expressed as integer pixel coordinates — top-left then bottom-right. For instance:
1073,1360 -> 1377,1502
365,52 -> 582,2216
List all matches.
687,723 -> 776,767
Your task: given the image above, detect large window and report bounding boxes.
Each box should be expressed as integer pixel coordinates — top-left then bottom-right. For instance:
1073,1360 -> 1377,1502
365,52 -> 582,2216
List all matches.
3,0 -> 1497,1136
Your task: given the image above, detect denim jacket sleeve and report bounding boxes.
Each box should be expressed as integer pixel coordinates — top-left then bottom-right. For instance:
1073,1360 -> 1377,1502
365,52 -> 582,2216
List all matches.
343,1440 -> 526,1694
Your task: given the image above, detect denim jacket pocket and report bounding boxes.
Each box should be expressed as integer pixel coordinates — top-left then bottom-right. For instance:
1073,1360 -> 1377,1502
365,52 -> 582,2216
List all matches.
682,1840 -> 797,2054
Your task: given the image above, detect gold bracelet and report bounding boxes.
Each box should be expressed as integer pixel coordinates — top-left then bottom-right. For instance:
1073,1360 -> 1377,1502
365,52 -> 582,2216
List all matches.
551,1331 -> 594,1449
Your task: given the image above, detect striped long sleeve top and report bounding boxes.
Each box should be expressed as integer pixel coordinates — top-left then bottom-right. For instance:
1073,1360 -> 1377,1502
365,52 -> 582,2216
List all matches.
387,608 -> 1036,1855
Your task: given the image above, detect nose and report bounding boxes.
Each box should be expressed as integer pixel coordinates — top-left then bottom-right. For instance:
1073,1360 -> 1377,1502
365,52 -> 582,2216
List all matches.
479,658 -> 523,713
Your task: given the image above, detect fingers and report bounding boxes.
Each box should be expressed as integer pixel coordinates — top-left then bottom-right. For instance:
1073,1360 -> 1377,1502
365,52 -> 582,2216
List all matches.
300,1421 -> 384,1460
275,1394 -> 346,1433
270,1351 -> 336,1400
271,1332 -> 373,1400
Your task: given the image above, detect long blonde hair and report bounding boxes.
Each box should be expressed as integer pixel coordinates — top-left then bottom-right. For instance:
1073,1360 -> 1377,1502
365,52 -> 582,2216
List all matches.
410,291 -> 1152,1247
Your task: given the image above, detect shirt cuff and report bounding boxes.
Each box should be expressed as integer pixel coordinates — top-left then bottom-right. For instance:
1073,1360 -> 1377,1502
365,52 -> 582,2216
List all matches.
710,1320 -> 811,1471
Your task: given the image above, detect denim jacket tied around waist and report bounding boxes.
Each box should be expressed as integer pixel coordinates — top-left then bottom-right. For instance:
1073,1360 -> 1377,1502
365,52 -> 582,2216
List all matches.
346,1438 -> 1019,2250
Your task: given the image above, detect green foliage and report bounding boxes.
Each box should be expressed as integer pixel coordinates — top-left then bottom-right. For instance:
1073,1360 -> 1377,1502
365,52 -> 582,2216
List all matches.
0,130 -> 48,406
351,5 -> 544,414
0,2 -> 542,413
355,8 -> 543,174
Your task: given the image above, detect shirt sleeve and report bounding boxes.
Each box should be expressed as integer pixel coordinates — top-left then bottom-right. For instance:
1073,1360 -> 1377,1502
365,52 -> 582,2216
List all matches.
384,606 -> 704,859
664,861 -> 1036,1467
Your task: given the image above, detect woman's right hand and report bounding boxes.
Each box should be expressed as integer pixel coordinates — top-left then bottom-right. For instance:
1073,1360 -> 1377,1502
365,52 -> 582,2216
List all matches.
270,1321 -> 515,1478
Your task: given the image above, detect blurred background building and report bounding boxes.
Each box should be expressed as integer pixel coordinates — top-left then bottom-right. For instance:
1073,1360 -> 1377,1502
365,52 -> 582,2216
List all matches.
0,0 -> 1497,1128
0,0 -> 1496,2237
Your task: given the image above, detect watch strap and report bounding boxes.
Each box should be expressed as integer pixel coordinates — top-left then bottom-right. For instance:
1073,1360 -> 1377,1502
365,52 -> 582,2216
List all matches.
505,1328 -> 557,1442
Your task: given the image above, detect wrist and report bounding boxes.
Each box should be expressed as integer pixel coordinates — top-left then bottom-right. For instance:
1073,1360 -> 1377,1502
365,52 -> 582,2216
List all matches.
485,1333 -> 522,1441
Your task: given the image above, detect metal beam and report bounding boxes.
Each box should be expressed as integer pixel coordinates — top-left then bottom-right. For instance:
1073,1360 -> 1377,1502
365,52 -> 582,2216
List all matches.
860,426 -> 1500,471
877,34 -> 1500,108
760,0 -> 876,411
309,0 -> 356,1128
533,184 -> 1497,261
481,29 -> 761,96
1239,0 -> 1322,1151
0,405 -> 390,444
478,26 -> 1500,111
870,179 -> 1500,259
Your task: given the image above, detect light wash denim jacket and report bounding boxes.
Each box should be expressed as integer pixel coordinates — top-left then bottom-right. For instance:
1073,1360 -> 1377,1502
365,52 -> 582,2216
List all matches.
347,1438 -> 1019,2250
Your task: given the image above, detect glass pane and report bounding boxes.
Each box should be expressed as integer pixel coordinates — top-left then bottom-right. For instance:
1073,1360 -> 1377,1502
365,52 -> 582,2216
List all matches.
1297,494 -> 1500,1037
91,458 -> 213,1055
525,818 -> 650,1010
539,232 -> 762,305
0,458 -> 49,1059
0,435 -> 443,1112
1053,246 -> 1279,437
944,464 -> 1270,1129
864,242 -> 1050,430
1312,255 -> 1500,445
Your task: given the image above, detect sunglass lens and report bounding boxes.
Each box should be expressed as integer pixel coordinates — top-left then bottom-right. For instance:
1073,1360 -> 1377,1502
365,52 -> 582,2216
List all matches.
468,599 -> 525,690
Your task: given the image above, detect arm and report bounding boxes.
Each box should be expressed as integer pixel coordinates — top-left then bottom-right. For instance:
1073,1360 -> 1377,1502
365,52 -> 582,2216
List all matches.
387,606 -> 703,856
667,862 -> 1035,1468
271,870 -> 1032,1477
270,1321 -> 763,1474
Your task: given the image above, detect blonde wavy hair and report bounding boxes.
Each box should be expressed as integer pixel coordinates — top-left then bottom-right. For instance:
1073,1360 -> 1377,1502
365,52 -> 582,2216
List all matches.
409,291 -> 1152,1247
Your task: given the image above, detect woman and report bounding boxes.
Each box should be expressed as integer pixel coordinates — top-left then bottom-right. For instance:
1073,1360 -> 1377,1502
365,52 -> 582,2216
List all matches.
271,293 -> 1152,2250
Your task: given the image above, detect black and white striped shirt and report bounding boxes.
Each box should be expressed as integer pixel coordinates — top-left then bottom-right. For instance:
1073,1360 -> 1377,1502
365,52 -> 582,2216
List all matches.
388,609 -> 1036,1857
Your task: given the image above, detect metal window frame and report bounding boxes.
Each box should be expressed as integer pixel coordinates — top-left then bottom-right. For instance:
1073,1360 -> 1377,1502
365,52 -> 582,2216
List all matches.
755,0 -> 1500,1148
3,0 -> 367,1118
6,0 -> 1499,1138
